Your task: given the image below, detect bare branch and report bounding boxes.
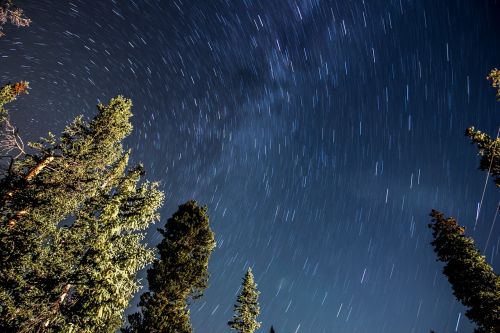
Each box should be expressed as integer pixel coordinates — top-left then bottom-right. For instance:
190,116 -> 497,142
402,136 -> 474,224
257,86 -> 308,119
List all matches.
0,116 -> 25,159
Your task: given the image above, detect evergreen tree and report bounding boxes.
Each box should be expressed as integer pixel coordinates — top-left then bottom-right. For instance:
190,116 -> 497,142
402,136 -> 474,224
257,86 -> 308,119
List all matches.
125,200 -> 216,333
428,210 -> 500,332
270,325 -> 276,333
0,89 -> 164,332
428,69 -> 500,333
228,268 -> 261,333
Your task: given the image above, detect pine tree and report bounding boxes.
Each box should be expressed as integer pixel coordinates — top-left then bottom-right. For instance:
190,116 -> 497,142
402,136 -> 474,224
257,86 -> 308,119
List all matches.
125,200 -> 216,333
228,268 -> 261,333
0,89 -> 164,332
270,325 -> 276,333
428,210 -> 500,332
428,69 -> 500,333
58,163 -> 163,332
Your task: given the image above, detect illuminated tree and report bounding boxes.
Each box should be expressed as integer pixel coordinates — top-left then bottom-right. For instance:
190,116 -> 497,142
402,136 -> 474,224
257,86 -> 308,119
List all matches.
0,91 -> 164,332
428,69 -> 500,333
0,0 -> 30,37
487,68 -> 500,100
428,210 -> 500,332
0,82 -> 28,163
228,268 -> 261,333
465,69 -> 500,186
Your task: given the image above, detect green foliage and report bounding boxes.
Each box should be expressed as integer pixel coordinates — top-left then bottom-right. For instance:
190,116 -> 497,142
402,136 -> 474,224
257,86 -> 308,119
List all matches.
428,210 -> 500,332
466,127 -> 500,187
464,69 -> 500,187
125,200 -> 216,333
228,268 -> 261,333
429,68 -> 500,333
487,68 -> 500,100
0,81 -> 28,121
59,165 -> 163,332
0,94 -> 164,332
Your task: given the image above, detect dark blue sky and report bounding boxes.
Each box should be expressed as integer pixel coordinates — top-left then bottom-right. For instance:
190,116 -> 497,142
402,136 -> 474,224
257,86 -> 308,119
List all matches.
1,1 -> 500,332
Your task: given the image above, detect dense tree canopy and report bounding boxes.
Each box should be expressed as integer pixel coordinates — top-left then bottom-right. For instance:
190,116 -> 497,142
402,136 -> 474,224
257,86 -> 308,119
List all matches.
125,200 -> 216,333
428,210 -> 500,332
0,90 -> 164,332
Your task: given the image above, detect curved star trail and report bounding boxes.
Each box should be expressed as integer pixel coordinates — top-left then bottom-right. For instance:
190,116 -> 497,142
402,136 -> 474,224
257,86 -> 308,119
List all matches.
1,1 -> 499,332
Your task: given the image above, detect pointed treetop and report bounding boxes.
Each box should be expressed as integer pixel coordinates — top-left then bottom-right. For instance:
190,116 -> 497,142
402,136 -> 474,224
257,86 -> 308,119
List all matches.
125,200 -> 216,333
228,267 -> 261,333
428,210 -> 500,332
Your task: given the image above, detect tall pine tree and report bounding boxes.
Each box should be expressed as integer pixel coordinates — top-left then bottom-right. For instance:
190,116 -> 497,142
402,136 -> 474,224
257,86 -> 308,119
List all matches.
228,267 -> 261,333
428,69 -> 500,333
0,88 -> 164,332
428,210 -> 500,332
125,200 -> 216,333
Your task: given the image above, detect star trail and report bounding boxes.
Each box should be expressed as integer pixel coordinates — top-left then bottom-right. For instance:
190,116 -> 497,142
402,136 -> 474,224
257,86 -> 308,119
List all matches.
1,1 -> 499,332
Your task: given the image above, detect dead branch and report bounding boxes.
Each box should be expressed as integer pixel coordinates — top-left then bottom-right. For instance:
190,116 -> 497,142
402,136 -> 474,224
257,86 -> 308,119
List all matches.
0,117 -> 25,159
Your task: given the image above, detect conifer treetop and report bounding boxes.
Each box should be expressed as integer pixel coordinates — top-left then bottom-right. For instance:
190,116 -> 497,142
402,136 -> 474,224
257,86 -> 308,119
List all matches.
228,267 -> 261,333
428,210 -> 500,332
125,200 -> 216,333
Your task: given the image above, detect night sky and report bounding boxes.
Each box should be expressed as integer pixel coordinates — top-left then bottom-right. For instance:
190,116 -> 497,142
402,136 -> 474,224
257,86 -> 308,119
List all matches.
1,1 -> 500,332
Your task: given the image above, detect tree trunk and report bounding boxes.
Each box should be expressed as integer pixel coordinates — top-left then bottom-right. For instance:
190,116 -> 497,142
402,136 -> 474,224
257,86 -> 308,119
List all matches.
25,156 -> 54,181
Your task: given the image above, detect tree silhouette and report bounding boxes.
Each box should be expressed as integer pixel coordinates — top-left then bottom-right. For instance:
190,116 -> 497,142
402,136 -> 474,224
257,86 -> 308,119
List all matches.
125,200 -> 216,333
